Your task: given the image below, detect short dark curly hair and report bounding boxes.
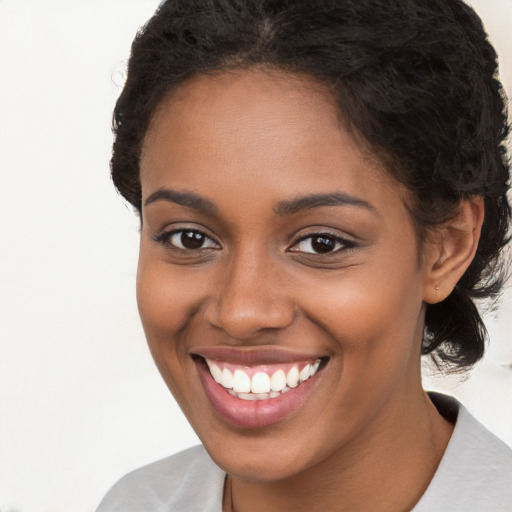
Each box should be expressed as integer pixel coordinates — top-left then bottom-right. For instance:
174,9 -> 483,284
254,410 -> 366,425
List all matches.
111,0 -> 510,370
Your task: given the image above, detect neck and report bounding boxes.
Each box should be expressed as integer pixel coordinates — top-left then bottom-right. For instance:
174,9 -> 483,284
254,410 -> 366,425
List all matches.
224,389 -> 453,512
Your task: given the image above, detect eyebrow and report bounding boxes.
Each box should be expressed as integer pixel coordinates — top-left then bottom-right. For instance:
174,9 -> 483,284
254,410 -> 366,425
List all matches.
144,188 -> 218,214
274,192 -> 376,216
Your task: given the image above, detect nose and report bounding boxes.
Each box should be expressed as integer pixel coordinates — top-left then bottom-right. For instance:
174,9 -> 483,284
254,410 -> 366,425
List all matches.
203,249 -> 295,340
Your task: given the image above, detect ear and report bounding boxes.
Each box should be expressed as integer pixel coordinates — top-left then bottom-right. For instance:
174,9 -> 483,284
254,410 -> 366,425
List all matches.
422,197 -> 484,304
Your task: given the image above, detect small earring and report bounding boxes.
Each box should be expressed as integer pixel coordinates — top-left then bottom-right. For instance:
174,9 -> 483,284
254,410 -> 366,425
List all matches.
435,286 -> 440,297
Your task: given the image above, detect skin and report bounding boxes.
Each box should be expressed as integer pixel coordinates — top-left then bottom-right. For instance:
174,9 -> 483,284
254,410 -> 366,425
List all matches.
137,69 -> 483,512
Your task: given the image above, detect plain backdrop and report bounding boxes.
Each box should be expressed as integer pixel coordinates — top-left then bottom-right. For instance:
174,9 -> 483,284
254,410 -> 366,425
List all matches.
0,1 -> 511,511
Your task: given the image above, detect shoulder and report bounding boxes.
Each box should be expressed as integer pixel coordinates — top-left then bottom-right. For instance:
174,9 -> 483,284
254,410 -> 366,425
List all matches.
414,393 -> 512,512
96,445 -> 225,512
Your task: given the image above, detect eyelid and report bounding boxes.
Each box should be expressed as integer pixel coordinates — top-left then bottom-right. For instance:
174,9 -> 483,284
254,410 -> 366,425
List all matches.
288,229 -> 357,254
152,225 -> 221,251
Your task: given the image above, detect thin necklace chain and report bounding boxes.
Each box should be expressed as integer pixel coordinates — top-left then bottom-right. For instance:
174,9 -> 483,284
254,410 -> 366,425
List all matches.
223,475 -> 235,512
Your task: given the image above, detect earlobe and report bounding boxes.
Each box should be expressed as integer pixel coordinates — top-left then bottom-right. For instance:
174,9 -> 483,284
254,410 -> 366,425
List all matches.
423,197 -> 484,304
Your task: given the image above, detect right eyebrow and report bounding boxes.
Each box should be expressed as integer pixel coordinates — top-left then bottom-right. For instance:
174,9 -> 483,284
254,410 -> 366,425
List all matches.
274,192 -> 377,216
144,188 -> 218,214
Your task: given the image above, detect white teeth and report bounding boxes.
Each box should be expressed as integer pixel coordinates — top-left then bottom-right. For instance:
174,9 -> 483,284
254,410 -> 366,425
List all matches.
253,392 -> 270,400
299,364 -> 311,382
237,392 -> 259,401
270,369 -> 287,392
286,366 -> 300,388
236,392 -> 272,401
233,369 -> 251,393
206,361 -> 223,383
251,372 -> 271,393
206,358 -> 323,399
221,368 -> 234,389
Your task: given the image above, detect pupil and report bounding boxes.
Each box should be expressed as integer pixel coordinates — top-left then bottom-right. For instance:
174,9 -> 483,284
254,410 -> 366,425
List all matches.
312,236 -> 335,254
181,231 -> 204,249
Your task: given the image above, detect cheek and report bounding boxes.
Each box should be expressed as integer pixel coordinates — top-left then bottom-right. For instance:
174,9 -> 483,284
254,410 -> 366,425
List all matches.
301,255 -> 424,371
296,263 -> 425,436
135,255 -> 196,380
136,255 -> 205,339
136,257 -> 207,406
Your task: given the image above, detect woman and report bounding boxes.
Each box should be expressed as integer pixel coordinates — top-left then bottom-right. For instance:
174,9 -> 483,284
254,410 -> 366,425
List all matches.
97,0 -> 512,510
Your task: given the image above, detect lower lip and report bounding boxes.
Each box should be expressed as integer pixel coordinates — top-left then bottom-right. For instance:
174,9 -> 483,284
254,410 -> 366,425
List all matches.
195,359 -> 322,429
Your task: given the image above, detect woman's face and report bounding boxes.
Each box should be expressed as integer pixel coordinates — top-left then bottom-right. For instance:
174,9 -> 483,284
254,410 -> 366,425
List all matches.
138,69 -> 432,481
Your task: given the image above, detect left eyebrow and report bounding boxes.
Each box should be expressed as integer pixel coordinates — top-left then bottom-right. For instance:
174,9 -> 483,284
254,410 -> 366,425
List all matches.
144,188 -> 218,214
274,192 -> 377,216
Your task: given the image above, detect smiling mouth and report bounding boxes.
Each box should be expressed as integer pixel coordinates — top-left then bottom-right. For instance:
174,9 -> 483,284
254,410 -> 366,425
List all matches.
191,348 -> 329,428
205,358 -> 322,400
191,351 -> 328,428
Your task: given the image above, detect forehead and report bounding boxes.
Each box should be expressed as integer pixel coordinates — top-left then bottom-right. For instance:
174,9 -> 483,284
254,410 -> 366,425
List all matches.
140,69 -> 401,215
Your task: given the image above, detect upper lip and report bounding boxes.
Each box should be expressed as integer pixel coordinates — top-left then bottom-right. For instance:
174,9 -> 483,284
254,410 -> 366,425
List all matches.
190,346 -> 327,365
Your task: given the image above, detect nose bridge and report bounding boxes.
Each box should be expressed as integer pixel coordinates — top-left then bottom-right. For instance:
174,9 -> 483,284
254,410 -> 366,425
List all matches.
204,244 -> 294,339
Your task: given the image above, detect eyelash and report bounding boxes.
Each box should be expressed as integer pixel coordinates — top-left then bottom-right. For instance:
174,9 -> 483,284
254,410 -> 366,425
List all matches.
153,228 -> 356,256
289,231 -> 356,255
152,229 -> 220,252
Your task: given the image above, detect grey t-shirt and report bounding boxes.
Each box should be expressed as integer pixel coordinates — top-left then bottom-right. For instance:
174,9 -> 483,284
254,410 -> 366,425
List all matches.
96,393 -> 512,512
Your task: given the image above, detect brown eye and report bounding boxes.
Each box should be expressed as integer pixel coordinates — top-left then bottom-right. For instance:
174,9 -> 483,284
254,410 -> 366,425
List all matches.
165,230 -> 219,251
311,236 -> 337,254
180,231 -> 206,249
290,233 -> 353,255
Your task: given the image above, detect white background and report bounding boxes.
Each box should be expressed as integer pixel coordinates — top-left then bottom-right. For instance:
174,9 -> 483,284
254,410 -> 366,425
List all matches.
0,1 -> 511,511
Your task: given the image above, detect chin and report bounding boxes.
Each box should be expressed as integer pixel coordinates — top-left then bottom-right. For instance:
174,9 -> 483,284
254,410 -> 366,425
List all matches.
201,431 -> 326,483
